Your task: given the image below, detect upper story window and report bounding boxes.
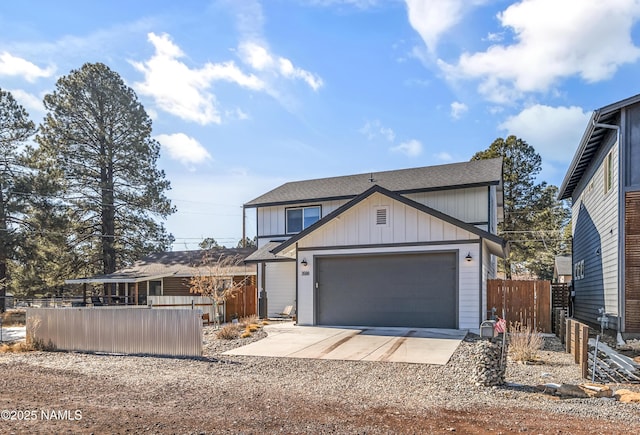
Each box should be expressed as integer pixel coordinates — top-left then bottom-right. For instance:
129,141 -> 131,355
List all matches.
604,151 -> 613,194
286,206 -> 321,234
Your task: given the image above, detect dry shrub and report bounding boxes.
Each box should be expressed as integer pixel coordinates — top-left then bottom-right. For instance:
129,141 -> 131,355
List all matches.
246,324 -> 259,332
29,337 -> 56,351
240,331 -> 252,338
262,321 -> 269,326
240,315 -> 259,327
0,341 -> 53,353
508,321 -> 543,363
216,323 -> 240,340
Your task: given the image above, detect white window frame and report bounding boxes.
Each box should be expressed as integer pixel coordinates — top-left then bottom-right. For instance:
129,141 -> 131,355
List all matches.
604,151 -> 613,194
286,205 -> 321,234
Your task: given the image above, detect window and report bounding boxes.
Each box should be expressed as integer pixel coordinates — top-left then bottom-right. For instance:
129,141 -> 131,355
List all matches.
286,206 -> 321,233
149,280 -> 162,296
604,152 -> 613,194
573,260 -> 585,281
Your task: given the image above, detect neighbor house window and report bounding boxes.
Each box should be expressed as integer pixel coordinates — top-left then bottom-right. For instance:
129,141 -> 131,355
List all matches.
286,206 -> 321,233
604,152 -> 613,194
148,280 -> 162,296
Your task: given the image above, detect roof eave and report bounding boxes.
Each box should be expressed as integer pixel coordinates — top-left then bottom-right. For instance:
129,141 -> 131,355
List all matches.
558,111 -> 598,200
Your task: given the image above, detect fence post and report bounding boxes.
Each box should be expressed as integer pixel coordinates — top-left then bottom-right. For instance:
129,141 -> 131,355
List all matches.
580,324 -> 589,379
559,309 -> 566,344
574,321 -> 581,364
566,318 -> 572,353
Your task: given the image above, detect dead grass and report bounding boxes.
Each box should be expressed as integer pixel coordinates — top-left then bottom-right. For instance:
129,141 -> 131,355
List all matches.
1,316 -> 56,352
240,315 -> 260,327
0,338 -> 55,353
240,331 -> 252,338
1,310 -> 26,326
508,321 -> 543,363
216,323 -> 241,340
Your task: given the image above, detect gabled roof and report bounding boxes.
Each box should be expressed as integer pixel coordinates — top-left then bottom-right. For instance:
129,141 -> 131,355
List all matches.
65,248 -> 257,284
270,184 -> 508,258
554,255 -> 572,276
245,158 -> 503,207
558,92 -> 640,200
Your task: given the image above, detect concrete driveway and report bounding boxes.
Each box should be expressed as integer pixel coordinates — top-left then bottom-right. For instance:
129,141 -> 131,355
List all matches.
225,322 -> 467,365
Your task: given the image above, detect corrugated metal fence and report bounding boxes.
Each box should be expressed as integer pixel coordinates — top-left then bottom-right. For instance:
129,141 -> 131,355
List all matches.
26,308 -> 202,357
148,295 -> 221,322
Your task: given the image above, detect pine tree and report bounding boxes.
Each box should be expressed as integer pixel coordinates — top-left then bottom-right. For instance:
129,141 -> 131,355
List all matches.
32,63 -> 175,279
0,88 -> 35,310
472,135 -> 570,279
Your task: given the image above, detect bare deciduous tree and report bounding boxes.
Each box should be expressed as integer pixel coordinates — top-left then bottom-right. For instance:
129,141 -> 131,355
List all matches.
188,250 -> 249,323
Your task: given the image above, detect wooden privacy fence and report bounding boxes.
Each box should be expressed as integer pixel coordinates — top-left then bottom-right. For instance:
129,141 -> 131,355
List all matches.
225,278 -> 257,321
26,308 -> 202,357
487,279 -> 552,333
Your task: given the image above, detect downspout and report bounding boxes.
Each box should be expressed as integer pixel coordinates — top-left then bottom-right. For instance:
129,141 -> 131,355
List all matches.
592,120 -> 625,346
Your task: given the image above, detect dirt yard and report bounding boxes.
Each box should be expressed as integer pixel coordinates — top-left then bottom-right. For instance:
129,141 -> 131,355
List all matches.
1,325 -> 639,434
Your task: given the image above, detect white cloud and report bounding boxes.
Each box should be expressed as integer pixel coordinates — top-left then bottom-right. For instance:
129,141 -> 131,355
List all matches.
239,41 -> 323,91
405,0 -> 488,53
156,133 -> 212,166
498,104 -> 591,163
439,0 -> 640,103
0,52 -> 54,82
8,89 -> 45,116
307,0 -> 380,9
434,151 -> 453,162
485,32 -> 503,42
225,107 -> 250,121
450,101 -> 468,119
359,120 -> 395,142
131,33 -> 264,125
391,139 -> 423,157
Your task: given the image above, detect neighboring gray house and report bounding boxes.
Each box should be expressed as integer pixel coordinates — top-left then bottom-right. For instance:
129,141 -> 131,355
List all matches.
559,92 -> 640,336
553,255 -> 572,284
244,159 -> 507,330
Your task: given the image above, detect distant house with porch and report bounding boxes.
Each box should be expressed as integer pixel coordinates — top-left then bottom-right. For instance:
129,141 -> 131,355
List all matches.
65,248 -> 258,321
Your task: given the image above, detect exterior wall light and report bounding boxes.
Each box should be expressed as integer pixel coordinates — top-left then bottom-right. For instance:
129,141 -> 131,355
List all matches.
301,258 -> 308,267
465,252 -> 473,262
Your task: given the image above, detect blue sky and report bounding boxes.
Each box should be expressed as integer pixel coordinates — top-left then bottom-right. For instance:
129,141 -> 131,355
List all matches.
2,0 -> 640,249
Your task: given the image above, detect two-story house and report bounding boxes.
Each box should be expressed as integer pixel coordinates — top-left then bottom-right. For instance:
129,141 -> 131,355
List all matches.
244,158 -> 507,329
559,92 -> 640,337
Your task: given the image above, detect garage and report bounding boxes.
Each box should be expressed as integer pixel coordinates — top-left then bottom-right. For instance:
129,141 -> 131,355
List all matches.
315,252 -> 457,328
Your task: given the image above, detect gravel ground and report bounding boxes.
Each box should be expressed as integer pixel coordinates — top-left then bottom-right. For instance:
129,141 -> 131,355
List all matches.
0,323 -> 639,434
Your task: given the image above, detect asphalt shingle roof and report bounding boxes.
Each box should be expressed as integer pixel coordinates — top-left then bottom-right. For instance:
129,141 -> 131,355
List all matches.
245,158 -> 503,207
66,248 -> 257,283
554,255 -> 572,276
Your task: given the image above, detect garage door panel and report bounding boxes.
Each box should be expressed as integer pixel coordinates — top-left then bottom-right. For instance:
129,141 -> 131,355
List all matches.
316,253 -> 457,328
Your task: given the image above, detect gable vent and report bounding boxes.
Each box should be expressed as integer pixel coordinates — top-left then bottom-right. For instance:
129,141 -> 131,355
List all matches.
375,207 -> 388,225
